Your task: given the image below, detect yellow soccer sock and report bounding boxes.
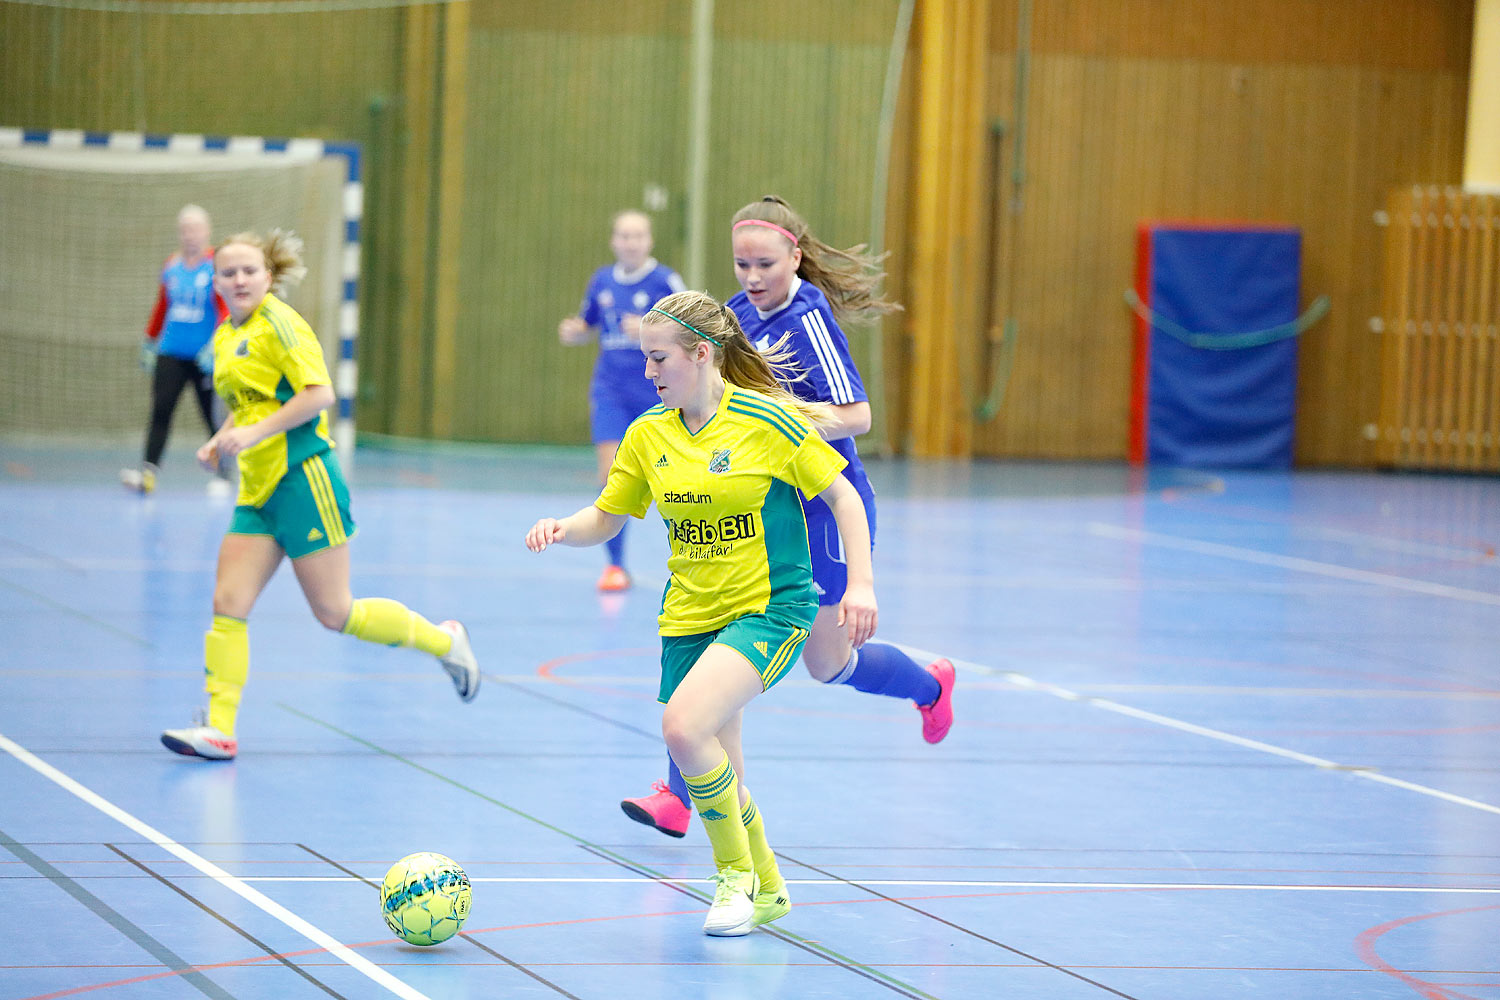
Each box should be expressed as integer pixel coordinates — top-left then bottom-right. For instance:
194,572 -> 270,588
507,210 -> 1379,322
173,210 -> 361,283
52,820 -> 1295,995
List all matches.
204,615 -> 248,736
341,597 -> 450,656
740,793 -> 784,895
682,754 -> 751,871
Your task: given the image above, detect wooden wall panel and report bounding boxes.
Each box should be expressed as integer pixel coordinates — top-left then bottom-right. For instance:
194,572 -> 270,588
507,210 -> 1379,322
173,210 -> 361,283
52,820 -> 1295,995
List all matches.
453,9 -> 894,444
0,5 -> 401,138
1021,0 -> 1471,71
958,0 -> 1471,464
453,25 -> 690,444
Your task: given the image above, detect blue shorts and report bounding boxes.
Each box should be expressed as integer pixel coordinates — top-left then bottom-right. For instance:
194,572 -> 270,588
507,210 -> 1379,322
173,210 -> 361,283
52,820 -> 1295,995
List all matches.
804,489 -> 877,606
589,362 -> 659,443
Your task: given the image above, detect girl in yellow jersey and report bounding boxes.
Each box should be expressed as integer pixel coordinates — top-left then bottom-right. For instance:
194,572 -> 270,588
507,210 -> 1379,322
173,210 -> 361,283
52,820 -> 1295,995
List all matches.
160,230 -> 480,760
526,290 -> 878,936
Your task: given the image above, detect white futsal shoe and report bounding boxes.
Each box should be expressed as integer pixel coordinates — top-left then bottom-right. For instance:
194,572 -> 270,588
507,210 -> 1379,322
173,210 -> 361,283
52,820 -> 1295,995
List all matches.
120,463 -> 158,494
437,620 -> 480,702
160,710 -> 237,760
703,866 -> 759,936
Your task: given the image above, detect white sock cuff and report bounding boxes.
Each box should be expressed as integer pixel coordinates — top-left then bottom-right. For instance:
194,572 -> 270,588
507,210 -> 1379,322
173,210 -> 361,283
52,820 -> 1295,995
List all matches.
826,647 -> 859,685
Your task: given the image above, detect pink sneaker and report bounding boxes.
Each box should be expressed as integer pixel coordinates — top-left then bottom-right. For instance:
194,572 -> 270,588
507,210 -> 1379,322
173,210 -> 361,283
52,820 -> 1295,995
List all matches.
621,781 -> 691,838
918,658 -> 955,744
597,565 -> 631,592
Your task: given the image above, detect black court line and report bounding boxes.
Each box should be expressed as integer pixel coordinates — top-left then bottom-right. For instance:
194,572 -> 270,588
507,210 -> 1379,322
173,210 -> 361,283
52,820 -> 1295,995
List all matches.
576,844 -> 940,1000
297,842 -> 381,890
497,678 -> 663,742
0,576 -> 152,647
777,850 -> 1142,1000
282,706 -> 941,1000
0,532 -> 86,570
297,842 -> 583,998
459,933 -> 586,999
105,843 -> 347,999
0,829 -> 236,1000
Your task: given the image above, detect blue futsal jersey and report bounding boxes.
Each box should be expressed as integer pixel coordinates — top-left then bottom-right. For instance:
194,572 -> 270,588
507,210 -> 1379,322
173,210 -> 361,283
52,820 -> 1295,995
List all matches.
580,259 -> 685,373
149,255 -> 223,360
727,277 -> 874,505
579,257 -> 687,440
580,259 -> 686,442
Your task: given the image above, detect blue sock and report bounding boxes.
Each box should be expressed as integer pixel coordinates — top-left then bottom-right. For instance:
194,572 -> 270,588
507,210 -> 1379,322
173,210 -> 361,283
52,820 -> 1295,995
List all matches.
666,754 -> 689,808
605,522 -> 626,568
829,642 -> 939,705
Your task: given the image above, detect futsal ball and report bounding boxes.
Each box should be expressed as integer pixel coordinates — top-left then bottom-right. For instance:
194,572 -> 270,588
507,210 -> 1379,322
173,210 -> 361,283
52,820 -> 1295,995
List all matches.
380,852 -> 472,946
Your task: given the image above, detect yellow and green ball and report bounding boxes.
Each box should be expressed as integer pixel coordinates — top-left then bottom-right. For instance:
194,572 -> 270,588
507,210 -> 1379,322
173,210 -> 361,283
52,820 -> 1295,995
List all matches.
380,852 -> 471,946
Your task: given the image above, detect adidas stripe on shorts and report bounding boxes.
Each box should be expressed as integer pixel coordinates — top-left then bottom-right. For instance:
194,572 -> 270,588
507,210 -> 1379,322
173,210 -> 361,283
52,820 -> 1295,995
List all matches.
656,603 -> 815,704
227,452 -> 357,559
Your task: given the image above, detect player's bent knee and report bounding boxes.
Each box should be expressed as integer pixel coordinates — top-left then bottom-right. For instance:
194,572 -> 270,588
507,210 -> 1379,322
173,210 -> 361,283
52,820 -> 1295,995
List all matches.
660,708 -> 708,759
802,651 -> 844,683
211,590 -> 253,620
311,602 -> 350,631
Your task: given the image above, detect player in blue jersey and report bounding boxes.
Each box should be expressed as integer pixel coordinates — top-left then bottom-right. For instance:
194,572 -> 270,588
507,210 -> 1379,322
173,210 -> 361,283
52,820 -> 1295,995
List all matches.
559,210 -> 686,592
619,196 -> 955,838
121,205 -> 230,495
529,289 -> 879,935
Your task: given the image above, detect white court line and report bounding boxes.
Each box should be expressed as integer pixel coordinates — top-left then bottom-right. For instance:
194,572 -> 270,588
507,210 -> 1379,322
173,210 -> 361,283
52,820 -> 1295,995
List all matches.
1087,522 -> 1500,607
0,731 -> 431,1000
216,875 -> 1500,894
895,648 -> 1500,818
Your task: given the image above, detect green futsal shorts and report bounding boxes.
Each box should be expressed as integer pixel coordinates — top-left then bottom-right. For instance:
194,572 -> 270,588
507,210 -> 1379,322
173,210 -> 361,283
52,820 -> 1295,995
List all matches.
658,604 -> 814,704
228,452 -> 357,559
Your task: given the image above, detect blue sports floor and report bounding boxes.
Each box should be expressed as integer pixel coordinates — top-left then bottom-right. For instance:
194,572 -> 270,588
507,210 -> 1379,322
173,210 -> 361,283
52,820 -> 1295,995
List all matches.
2,439 -> 1497,1000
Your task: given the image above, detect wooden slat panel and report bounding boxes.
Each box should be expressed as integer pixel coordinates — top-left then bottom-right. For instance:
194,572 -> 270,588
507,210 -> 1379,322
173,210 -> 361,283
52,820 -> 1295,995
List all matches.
1478,199 -> 1500,468
1377,187 -> 1500,472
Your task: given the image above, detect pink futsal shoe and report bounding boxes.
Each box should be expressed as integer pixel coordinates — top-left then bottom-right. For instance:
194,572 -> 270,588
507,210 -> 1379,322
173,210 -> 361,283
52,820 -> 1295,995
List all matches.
597,564 -> 631,592
160,711 -> 237,760
620,781 -> 691,838
918,658 -> 956,744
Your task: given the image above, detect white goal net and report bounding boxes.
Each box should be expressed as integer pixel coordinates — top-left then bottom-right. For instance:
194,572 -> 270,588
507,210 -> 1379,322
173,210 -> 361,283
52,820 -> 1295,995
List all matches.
0,135 -> 346,445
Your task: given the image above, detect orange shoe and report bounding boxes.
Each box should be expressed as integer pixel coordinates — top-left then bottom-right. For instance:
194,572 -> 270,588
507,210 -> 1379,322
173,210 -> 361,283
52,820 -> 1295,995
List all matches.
597,565 -> 631,592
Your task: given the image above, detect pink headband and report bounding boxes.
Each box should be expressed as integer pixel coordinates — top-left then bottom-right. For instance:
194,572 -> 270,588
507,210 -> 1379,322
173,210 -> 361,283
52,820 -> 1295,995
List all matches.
733,219 -> 799,245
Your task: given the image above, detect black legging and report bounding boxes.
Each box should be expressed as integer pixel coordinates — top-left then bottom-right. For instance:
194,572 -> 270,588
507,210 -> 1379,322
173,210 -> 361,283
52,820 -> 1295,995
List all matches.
144,354 -> 216,467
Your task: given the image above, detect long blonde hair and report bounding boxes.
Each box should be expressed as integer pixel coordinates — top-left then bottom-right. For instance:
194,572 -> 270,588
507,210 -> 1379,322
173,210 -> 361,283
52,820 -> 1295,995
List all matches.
645,290 -> 834,431
215,228 -> 307,296
731,195 -> 900,326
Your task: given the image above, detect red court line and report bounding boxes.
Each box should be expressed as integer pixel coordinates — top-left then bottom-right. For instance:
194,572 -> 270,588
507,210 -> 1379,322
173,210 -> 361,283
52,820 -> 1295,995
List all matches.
13,885 -> 1159,999
1354,903 -> 1500,1000
535,647 -> 659,702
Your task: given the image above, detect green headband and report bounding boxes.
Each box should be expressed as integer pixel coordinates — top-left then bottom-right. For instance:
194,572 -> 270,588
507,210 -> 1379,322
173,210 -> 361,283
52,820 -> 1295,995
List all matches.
646,306 -> 722,346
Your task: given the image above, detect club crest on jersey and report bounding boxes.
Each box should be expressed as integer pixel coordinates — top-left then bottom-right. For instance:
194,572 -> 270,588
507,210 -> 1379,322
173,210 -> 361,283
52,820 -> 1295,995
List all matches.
234,339 -> 250,357
707,449 -> 731,474
633,290 -> 651,311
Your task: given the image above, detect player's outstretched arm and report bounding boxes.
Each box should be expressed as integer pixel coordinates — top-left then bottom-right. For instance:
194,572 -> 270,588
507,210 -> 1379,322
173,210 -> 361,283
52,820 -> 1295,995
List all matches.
819,476 -> 878,647
558,315 -> 591,345
526,505 -> 627,553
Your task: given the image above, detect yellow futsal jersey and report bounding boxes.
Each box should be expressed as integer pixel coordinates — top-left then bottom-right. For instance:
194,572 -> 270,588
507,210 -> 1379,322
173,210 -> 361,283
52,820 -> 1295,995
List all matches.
211,293 -> 335,507
597,382 -> 847,636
